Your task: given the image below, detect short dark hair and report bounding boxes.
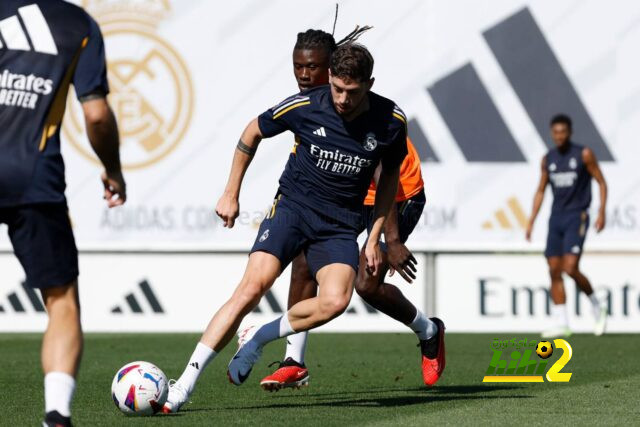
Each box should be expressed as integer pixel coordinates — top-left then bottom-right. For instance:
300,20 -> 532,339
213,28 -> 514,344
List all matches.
550,114 -> 572,130
330,43 -> 374,82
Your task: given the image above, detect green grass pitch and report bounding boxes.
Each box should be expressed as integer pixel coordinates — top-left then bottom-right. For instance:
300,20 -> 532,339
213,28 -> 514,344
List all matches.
3,333 -> 639,426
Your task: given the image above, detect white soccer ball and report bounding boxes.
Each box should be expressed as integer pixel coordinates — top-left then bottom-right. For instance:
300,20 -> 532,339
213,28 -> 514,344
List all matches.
111,361 -> 168,416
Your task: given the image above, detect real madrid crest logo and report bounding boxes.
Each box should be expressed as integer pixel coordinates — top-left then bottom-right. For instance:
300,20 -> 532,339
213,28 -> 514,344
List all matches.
364,132 -> 377,151
569,158 -> 577,169
63,0 -> 194,170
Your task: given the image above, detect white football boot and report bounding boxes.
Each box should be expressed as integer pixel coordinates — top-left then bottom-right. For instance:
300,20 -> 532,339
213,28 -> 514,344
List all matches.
162,379 -> 190,414
594,306 -> 607,336
541,326 -> 572,339
227,326 -> 263,385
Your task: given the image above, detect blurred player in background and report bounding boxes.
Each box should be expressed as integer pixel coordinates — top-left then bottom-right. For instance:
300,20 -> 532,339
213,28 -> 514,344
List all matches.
526,114 -> 607,338
260,28 -> 443,392
163,43 -> 442,413
0,1 -> 125,425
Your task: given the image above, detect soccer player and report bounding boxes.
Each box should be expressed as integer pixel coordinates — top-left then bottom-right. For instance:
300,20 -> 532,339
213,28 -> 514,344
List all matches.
526,114 -> 608,338
0,1 -> 125,425
164,43 -> 444,413
260,29 -> 444,392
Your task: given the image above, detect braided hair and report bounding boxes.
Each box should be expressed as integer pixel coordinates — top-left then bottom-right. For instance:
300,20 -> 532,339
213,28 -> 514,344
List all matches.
294,4 -> 372,57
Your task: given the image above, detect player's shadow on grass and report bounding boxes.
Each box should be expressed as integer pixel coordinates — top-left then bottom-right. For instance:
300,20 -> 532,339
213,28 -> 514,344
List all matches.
267,384 -> 523,399
222,393 -> 533,410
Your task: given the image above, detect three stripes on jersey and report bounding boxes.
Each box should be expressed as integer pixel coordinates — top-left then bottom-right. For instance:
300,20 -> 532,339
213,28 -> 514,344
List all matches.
0,4 -> 56,109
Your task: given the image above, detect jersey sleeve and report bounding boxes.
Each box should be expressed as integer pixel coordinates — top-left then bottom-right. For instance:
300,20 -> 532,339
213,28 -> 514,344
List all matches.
73,14 -> 109,100
257,94 -> 310,138
382,105 -> 409,169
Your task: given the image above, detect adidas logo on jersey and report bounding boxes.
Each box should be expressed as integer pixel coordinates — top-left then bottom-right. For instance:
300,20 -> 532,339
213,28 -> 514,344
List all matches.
313,127 -> 327,137
0,4 -> 58,55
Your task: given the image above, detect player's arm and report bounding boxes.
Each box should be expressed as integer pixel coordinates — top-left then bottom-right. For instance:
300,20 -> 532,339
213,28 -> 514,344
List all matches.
371,163 -> 417,283
366,163 -> 401,276
216,118 -> 263,228
74,15 -> 125,208
526,155 -> 549,241
583,147 -> 607,232
82,99 -> 126,207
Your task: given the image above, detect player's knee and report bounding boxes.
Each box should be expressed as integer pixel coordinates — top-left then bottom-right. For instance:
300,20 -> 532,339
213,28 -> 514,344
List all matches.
563,264 -> 579,278
355,277 -> 376,300
235,282 -> 265,308
319,294 -> 350,319
548,266 -> 563,281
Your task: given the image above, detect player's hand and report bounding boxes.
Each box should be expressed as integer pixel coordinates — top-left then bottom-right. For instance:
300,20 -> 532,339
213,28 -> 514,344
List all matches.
365,240 -> 382,277
386,240 -> 417,283
101,170 -> 126,208
216,193 -> 240,228
525,222 -> 533,241
595,213 -> 606,233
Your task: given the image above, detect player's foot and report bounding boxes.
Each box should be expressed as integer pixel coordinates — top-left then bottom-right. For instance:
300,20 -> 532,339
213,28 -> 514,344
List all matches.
161,379 -> 190,414
260,357 -> 309,392
420,317 -> 446,386
42,410 -> 72,427
541,326 -> 572,339
594,306 -> 607,336
228,326 -> 263,385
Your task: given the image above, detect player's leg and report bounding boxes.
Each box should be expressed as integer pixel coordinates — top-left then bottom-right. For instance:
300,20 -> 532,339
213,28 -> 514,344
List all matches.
165,195 -> 304,411
7,204 -> 81,426
228,238 -> 359,386
167,251 -> 281,399
228,262 -> 355,386
41,282 -> 83,426
561,211 -> 606,334
542,213 -> 571,338
354,250 -> 444,386
543,256 -> 571,338
261,253 -> 316,391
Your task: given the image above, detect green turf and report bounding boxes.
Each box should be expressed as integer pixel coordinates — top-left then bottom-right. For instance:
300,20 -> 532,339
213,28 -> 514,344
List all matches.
2,333 -> 639,426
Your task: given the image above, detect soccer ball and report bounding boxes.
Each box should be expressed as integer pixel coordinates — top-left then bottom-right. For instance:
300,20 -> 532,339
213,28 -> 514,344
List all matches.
535,341 -> 554,359
111,361 -> 168,415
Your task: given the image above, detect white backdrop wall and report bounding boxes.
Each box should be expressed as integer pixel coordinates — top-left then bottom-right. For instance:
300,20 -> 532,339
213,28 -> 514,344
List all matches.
1,0 -> 637,251
2,0 -> 640,332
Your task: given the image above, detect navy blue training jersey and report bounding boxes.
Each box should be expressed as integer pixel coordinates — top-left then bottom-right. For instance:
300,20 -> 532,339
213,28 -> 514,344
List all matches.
0,0 -> 108,207
258,85 -> 408,230
546,142 -> 592,214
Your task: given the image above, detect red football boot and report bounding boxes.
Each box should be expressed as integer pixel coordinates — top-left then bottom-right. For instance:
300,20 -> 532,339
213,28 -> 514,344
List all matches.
420,317 -> 446,386
260,358 -> 309,392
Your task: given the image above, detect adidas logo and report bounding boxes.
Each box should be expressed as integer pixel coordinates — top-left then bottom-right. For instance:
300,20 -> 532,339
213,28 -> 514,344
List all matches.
111,280 -> 165,314
0,4 -> 58,55
408,7 -> 612,165
189,362 -> 199,370
482,196 -> 527,230
0,281 -> 45,314
312,127 -> 326,137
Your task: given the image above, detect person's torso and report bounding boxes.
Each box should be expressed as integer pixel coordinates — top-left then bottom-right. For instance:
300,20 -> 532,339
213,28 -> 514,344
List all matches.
0,0 -> 92,206
363,137 -> 423,206
546,142 -> 591,214
278,86 -> 404,229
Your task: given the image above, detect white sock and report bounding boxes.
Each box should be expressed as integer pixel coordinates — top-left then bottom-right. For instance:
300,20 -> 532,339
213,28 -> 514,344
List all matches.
551,303 -> 569,328
589,293 -> 601,318
176,342 -> 217,394
44,372 -> 75,417
284,331 -> 308,365
252,314 -> 296,346
407,310 -> 437,340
